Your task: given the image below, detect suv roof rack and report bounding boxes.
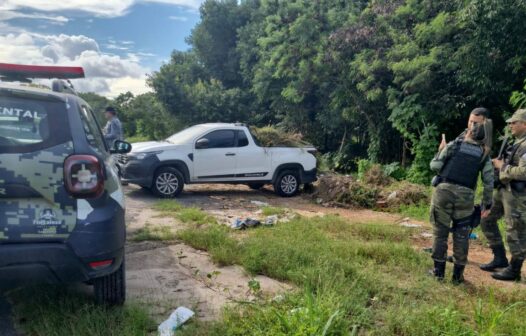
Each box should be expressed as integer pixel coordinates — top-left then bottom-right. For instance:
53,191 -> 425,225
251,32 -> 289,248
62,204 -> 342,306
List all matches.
0,63 -> 85,94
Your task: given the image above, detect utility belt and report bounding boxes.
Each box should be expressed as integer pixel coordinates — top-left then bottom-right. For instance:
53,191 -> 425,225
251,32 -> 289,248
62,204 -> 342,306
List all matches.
451,205 -> 481,232
431,175 -> 475,190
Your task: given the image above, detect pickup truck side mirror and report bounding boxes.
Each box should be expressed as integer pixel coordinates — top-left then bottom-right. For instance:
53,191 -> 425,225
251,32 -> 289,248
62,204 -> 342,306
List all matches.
110,140 -> 132,154
195,138 -> 209,149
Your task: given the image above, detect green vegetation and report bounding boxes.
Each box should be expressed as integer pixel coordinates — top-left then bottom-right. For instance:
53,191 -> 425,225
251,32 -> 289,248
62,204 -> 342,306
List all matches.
81,0 -> 526,182
398,202 -> 430,222
261,206 -> 287,216
155,202 -> 526,335
131,224 -> 177,242
10,286 -> 155,336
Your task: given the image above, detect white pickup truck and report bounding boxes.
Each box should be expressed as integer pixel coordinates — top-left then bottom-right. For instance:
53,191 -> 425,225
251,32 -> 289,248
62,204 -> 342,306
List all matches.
119,123 -> 317,197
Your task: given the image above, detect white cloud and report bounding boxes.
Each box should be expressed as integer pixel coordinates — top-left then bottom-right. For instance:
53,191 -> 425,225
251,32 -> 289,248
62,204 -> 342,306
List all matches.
0,32 -> 150,97
0,10 -> 69,23
169,15 -> 188,22
3,0 -> 203,17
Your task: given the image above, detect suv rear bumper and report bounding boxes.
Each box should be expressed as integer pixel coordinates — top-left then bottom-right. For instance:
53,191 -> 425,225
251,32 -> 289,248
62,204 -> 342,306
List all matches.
301,168 -> 317,184
0,243 -> 124,290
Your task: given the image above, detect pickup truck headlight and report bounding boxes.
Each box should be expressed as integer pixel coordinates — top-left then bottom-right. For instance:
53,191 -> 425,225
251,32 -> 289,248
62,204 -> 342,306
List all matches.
128,151 -> 162,161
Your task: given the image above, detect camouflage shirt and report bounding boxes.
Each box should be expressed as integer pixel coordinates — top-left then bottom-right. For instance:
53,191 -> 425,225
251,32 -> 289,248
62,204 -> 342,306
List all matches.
430,138 -> 494,206
499,134 -> 526,184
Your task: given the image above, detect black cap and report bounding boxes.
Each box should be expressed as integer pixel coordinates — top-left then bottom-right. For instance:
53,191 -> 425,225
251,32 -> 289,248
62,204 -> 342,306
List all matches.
470,107 -> 490,118
105,106 -> 116,115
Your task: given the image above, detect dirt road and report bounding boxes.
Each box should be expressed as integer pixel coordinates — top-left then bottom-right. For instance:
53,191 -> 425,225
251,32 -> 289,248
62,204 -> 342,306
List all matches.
125,182 -> 525,323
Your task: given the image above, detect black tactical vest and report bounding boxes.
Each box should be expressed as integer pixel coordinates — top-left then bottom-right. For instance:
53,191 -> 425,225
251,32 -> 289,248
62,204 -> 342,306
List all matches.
440,140 -> 484,189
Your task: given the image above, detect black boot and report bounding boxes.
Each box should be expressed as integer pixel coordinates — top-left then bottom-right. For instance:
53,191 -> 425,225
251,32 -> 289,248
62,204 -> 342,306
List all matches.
492,258 -> 523,281
430,261 -> 446,281
452,264 -> 465,284
480,245 -> 508,272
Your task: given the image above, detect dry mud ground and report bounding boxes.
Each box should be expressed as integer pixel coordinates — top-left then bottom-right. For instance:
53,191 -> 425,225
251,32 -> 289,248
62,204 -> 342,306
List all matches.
124,183 -> 526,322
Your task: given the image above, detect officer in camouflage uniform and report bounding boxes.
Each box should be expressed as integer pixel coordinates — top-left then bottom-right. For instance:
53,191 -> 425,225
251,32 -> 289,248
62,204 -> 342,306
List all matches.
492,109 -> 526,281
430,111 -> 493,284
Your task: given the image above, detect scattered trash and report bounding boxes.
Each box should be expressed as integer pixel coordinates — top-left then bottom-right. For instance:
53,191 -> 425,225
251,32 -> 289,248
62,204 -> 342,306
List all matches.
251,200 -> 269,207
421,232 -> 433,238
400,223 -> 422,228
231,217 -> 265,229
245,218 -> 261,227
158,307 -> 195,336
469,233 -> 478,240
264,215 -> 278,226
387,191 -> 398,202
231,218 -> 246,230
272,294 -> 285,303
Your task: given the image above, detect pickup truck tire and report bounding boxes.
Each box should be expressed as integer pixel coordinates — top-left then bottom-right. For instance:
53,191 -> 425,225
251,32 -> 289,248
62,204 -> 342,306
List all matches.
94,260 -> 126,306
152,167 -> 184,198
248,183 -> 265,190
274,170 -> 300,197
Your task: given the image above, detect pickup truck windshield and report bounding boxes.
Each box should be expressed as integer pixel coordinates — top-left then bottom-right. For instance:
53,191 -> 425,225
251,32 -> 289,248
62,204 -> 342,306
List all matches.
166,125 -> 207,145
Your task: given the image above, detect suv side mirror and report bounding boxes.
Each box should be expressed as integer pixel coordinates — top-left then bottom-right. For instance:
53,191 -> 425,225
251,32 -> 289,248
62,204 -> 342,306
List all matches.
111,140 -> 132,154
195,138 -> 209,149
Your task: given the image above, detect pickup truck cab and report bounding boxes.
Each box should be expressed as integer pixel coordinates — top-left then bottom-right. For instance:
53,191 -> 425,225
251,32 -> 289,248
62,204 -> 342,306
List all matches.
119,123 -> 317,197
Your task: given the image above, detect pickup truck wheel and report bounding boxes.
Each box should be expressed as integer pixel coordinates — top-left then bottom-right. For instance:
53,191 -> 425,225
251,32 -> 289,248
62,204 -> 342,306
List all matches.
94,259 -> 125,306
274,170 -> 300,197
248,183 -> 265,190
153,167 -> 184,198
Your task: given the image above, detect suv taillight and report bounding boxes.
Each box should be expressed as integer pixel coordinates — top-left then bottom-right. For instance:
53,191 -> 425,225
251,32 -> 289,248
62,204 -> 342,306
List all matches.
64,155 -> 105,198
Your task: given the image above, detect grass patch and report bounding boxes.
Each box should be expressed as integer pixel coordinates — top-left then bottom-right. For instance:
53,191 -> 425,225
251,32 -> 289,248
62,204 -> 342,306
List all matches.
10,286 -> 155,336
177,207 -> 216,225
261,206 -> 287,216
397,201 -> 429,221
131,224 -> 177,241
173,208 -> 526,335
154,199 -> 184,213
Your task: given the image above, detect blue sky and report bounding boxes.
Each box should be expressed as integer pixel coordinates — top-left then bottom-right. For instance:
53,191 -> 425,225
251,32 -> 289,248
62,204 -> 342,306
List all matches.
0,1 -> 204,96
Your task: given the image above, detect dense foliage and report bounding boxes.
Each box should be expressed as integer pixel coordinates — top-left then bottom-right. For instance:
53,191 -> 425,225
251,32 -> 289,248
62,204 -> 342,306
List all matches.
84,0 -> 526,183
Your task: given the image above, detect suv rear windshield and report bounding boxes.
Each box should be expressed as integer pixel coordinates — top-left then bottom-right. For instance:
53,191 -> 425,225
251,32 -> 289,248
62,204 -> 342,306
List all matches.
0,94 -> 71,153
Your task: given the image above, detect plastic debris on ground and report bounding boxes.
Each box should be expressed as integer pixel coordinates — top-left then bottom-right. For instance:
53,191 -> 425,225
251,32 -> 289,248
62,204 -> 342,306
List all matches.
245,218 -> 261,227
264,215 -> 278,226
231,218 -> 247,230
250,200 -> 269,207
469,233 -> 478,240
158,307 -> 195,336
400,223 -> 422,228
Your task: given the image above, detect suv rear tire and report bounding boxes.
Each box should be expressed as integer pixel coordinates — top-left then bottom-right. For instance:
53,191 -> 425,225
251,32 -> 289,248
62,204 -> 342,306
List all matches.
152,167 -> 184,198
274,170 -> 300,197
94,260 -> 125,306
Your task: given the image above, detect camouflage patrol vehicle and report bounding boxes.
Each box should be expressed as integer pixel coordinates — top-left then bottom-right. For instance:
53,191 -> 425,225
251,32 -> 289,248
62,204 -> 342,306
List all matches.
0,63 -> 132,305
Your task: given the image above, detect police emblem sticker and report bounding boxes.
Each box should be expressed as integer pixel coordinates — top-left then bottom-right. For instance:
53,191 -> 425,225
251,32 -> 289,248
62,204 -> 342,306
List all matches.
34,209 -> 61,226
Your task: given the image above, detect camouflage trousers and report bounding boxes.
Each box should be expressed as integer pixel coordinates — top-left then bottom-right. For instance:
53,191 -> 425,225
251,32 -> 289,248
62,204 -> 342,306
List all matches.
430,183 -> 474,266
502,188 -> 526,260
480,188 -> 505,249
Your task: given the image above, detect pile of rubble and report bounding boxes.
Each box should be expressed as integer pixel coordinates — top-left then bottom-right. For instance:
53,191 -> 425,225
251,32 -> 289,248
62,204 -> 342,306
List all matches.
311,171 -> 429,210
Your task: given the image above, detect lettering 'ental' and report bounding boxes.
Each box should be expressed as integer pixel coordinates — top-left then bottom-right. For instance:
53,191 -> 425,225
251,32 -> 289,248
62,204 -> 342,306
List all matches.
0,107 -> 39,119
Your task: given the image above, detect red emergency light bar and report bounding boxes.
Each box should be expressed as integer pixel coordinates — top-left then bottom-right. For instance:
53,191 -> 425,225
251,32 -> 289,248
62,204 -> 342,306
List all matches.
0,63 -> 85,80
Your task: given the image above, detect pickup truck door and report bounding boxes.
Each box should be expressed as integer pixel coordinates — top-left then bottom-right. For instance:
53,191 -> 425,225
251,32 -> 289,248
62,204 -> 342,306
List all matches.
234,130 -> 271,180
193,129 -> 237,180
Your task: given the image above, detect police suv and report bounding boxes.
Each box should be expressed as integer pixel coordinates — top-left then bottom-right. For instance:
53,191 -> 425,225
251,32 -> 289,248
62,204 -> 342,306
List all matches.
0,63 -> 132,305
119,123 -> 317,197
